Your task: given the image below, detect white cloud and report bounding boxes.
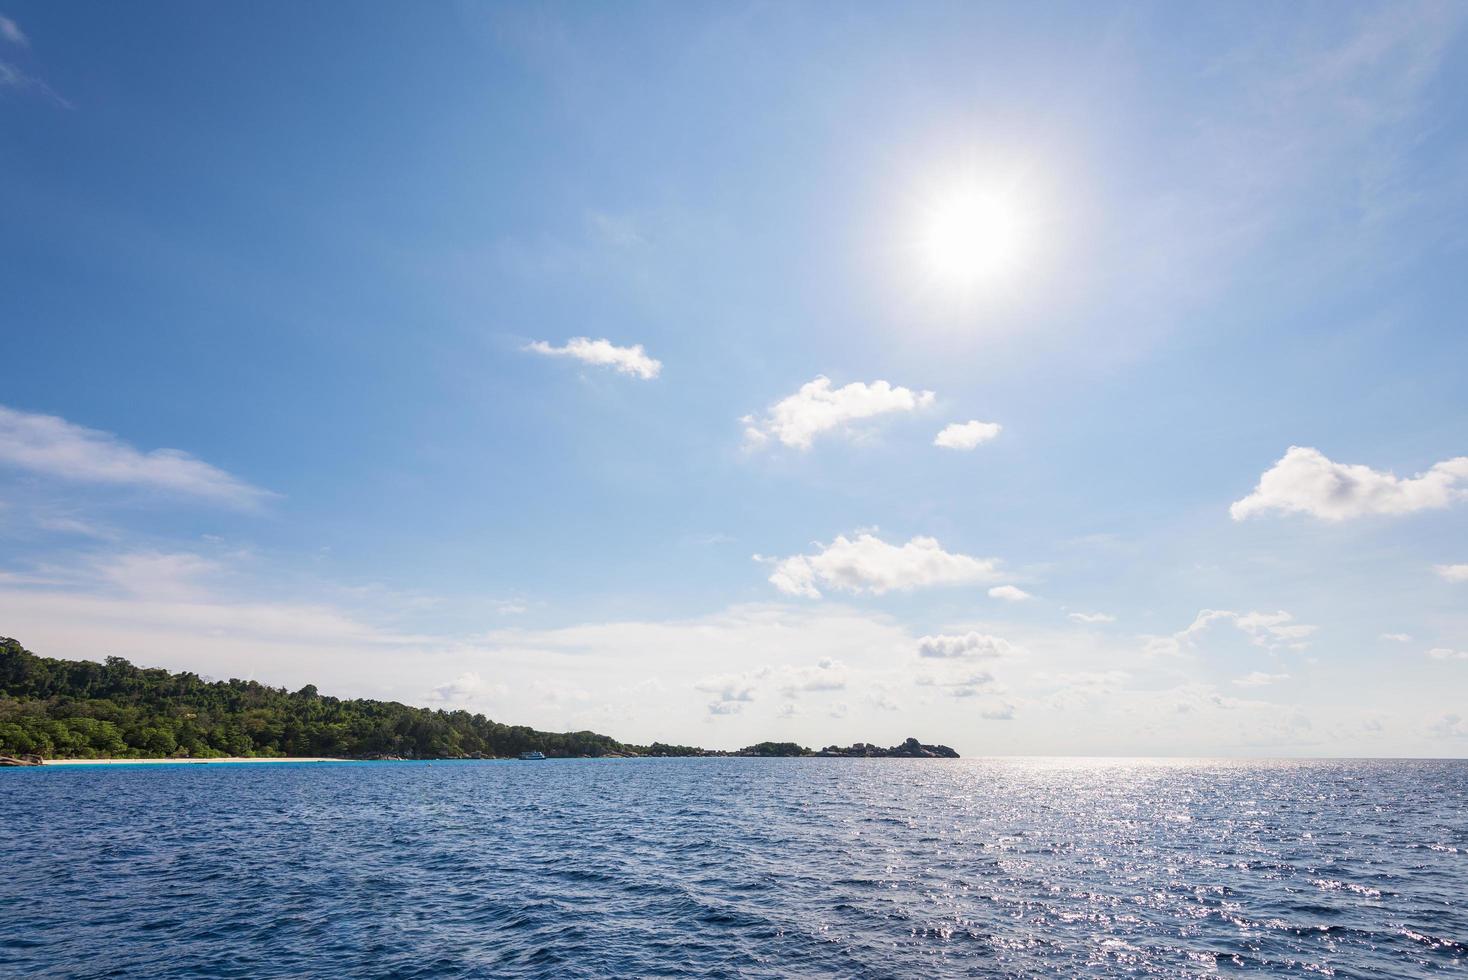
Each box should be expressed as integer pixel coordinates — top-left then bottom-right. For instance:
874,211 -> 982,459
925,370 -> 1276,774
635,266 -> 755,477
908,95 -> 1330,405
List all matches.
1379,632 -> 1413,643
1068,611 -> 1116,624
1427,648 -> 1468,661
1235,610 -> 1318,646
694,673 -> 760,702
524,337 -> 661,379
1145,608 -> 1319,656
917,632 -> 1021,660
742,376 -> 935,450
707,701 -> 743,716
934,420 -> 1002,450
0,405 -> 273,508
1231,446 -> 1468,521
1434,564 -> 1468,583
0,15 -> 26,46
980,701 -> 1015,720
988,584 -> 1031,602
762,532 -> 999,598
1233,671 -> 1291,687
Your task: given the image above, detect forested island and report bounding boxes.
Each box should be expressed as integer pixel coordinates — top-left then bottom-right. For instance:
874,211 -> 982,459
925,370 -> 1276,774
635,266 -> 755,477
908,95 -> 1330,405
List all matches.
0,638 -> 957,762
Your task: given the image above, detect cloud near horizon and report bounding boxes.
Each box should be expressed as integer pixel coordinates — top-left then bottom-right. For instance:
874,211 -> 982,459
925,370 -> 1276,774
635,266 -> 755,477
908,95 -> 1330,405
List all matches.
742,376 -> 935,450
524,337 -> 662,379
761,532 -> 999,598
1231,446 -> 1468,521
0,405 -> 274,508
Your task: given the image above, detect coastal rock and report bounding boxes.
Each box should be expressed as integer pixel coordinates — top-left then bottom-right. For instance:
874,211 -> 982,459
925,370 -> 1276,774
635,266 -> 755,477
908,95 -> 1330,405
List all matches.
814,737 -> 959,759
0,754 -> 43,766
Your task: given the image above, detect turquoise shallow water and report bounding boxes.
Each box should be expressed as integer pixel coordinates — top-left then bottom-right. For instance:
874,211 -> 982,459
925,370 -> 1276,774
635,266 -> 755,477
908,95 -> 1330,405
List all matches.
1,757 -> 1465,978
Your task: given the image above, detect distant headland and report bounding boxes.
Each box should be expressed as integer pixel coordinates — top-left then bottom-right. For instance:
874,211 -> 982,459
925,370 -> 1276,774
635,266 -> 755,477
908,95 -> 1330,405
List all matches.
0,638 -> 957,764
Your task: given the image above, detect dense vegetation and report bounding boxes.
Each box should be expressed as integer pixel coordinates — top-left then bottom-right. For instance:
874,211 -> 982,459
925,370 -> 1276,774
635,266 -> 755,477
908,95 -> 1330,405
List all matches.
739,741 -> 813,757
0,638 -> 645,760
0,638 -> 957,761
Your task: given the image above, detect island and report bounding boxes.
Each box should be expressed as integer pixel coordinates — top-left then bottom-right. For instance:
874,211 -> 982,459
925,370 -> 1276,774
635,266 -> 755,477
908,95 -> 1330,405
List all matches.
0,637 -> 957,762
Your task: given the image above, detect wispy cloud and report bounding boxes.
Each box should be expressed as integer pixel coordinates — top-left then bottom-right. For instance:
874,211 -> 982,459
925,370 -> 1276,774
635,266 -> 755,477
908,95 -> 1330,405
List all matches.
1068,611 -> 1116,624
0,17 -> 72,109
691,657 -> 857,718
1434,563 -> 1468,583
0,405 -> 274,508
587,211 -> 645,247
760,531 -> 999,598
934,420 -> 1002,450
524,337 -> 661,379
34,513 -> 117,540
91,550 -> 222,601
742,376 -> 934,450
1231,446 -> 1468,521
988,584 -> 1031,602
0,14 -> 27,46
1233,671 -> 1291,687
694,672 -> 761,703
0,58 -> 70,108
1145,608 -> 1319,656
1427,648 -> 1468,661
1426,714 -> 1468,739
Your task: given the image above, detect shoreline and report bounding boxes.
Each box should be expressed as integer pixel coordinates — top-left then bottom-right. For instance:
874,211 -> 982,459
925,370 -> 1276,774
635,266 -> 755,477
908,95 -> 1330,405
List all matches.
41,757 -> 346,766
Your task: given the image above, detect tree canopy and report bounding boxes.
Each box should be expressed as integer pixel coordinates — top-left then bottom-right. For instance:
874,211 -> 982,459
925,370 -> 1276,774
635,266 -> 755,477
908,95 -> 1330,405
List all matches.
0,638 -> 954,761
0,637 -> 651,760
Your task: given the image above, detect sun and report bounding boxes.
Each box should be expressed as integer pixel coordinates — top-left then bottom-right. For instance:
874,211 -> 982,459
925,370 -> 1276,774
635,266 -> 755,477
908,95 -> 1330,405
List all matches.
916,183 -> 1031,291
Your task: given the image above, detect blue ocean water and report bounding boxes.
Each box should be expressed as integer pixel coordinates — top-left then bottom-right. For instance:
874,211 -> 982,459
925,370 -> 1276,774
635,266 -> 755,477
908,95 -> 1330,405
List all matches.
1,758 -> 1465,978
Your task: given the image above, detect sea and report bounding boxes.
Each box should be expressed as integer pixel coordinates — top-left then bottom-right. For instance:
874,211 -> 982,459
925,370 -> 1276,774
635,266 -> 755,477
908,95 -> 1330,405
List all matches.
2,758 -> 1465,978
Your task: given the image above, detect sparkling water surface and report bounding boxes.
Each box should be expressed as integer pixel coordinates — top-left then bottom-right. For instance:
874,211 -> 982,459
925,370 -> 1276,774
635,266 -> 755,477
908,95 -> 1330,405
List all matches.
2,758 -> 1465,978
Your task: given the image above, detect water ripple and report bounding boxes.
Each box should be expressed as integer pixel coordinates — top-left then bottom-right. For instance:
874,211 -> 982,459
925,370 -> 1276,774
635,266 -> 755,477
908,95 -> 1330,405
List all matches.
1,758 -> 1465,977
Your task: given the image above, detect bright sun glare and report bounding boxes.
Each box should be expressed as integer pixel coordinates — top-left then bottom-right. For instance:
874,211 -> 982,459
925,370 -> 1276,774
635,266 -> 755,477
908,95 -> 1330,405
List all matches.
917,185 -> 1031,291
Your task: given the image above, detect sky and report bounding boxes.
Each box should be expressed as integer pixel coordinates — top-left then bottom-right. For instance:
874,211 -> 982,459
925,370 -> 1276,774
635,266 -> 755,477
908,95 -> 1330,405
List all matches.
2,1 -> 1466,756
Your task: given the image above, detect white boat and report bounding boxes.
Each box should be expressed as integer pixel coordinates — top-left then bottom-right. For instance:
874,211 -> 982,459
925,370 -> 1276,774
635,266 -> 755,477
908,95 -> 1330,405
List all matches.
518,751 -> 546,760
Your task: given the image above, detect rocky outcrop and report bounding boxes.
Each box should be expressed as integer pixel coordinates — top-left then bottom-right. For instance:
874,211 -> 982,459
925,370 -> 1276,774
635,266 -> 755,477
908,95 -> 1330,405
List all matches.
0,754 -> 43,766
815,737 -> 959,758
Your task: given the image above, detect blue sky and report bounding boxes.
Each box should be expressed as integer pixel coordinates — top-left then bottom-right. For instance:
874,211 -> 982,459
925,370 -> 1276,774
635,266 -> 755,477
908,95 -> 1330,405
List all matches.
2,1 -> 1466,754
